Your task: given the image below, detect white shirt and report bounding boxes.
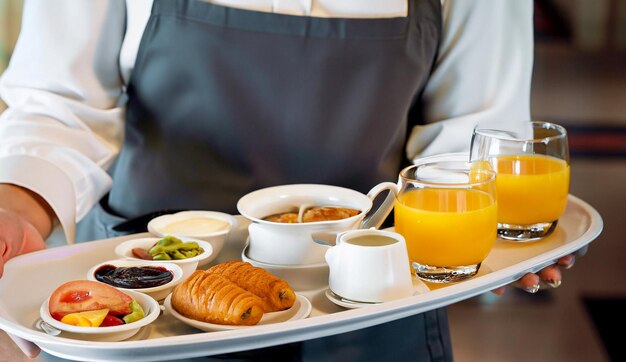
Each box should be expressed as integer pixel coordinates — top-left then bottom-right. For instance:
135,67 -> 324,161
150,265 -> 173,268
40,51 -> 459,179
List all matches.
0,0 -> 533,243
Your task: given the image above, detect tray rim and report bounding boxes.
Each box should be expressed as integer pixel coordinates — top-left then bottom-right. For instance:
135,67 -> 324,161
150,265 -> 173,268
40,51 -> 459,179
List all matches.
0,194 -> 604,361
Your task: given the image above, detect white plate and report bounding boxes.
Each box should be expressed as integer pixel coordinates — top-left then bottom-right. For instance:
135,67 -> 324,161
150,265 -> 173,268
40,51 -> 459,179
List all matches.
0,196 -> 603,361
163,293 -> 312,332
325,276 -> 431,309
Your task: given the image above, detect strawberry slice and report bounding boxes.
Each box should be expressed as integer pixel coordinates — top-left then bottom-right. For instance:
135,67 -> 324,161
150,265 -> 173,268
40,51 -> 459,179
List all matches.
100,314 -> 125,327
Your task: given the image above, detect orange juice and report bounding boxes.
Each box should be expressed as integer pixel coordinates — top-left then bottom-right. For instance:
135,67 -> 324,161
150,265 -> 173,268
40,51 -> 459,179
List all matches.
492,154 -> 569,225
394,188 -> 497,267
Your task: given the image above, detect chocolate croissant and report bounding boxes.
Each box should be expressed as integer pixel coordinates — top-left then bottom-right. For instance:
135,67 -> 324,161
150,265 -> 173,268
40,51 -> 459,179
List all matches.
207,261 -> 296,312
171,270 -> 264,326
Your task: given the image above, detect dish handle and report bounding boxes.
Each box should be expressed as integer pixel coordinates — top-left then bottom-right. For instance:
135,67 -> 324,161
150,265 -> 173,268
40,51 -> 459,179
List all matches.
361,182 -> 398,230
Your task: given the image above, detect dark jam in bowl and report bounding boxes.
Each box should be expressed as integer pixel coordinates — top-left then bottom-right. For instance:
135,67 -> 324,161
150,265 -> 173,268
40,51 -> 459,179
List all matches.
94,264 -> 174,289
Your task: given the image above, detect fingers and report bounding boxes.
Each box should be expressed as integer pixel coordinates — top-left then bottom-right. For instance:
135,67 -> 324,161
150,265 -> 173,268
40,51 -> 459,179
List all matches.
490,286 -> 507,296
557,254 -> 576,270
518,273 -> 541,293
537,264 -> 562,288
519,258 -> 570,294
491,252 -> 578,296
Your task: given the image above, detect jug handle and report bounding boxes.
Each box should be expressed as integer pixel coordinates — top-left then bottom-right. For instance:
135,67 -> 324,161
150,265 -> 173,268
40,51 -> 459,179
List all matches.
361,182 -> 398,230
323,230 -> 352,265
325,242 -> 336,264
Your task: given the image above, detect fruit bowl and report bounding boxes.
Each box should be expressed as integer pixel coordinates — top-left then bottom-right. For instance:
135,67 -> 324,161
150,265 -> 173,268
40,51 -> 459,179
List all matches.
39,288 -> 160,342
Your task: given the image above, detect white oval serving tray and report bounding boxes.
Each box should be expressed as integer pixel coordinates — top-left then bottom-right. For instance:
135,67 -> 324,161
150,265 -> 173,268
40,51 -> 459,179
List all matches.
0,195 -> 603,362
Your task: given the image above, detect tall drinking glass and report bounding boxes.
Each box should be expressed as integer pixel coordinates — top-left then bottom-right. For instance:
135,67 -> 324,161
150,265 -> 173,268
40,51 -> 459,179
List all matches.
381,159 -> 498,283
470,121 -> 570,241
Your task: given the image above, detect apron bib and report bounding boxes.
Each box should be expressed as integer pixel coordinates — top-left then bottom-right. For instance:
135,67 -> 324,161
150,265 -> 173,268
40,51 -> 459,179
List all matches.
109,0 -> 441,218
79,1 -> 451,360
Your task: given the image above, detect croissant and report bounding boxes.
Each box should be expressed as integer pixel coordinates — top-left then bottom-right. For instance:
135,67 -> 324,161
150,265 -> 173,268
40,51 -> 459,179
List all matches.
171,270 -> 264,326
207,261 -> 296,312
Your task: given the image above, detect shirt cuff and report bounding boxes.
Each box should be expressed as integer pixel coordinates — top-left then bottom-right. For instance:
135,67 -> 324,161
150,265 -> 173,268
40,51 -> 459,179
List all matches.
0,155 -> 76,244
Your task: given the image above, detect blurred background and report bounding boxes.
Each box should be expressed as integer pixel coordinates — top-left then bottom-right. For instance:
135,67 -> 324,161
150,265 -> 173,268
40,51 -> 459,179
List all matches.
0,0 -> 21,112
0,0 -> 625,361
452,1 -> 626,361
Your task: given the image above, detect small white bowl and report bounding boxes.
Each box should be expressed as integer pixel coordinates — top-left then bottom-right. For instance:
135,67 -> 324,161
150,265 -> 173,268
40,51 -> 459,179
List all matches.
147,211 -> 236,266
241,244 -> 329,291
86,259 -> 183,301
39,289 -> 160,342
114,237 -> 213,279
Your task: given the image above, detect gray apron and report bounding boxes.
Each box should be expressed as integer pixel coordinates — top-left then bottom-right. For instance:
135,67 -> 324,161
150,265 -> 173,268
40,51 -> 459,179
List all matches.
78,0 -> 451,360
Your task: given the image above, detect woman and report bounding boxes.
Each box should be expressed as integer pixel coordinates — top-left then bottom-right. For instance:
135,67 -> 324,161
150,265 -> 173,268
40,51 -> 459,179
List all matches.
0,1 -> 574,360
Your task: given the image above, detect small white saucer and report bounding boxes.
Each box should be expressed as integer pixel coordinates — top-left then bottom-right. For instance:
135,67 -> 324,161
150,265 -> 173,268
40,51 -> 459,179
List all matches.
325,278 -> 430,309
325,289 -> 379,309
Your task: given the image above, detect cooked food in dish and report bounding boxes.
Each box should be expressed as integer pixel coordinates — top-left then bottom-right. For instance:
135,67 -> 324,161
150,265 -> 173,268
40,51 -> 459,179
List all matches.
207,261 -> 296,312
48,280 -> 145,327
263,212 -> 299,223
302,206 -> 360,222
171,271 -> 265,326
263,206 -> 360,223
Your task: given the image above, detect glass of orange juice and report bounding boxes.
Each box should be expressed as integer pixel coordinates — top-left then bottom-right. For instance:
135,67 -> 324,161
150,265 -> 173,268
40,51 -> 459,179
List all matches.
390,158 -> 497,283
470,121 -> 570,241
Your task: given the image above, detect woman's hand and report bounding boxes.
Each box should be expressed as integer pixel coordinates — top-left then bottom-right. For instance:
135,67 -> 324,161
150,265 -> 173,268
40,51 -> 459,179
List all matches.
0,184 -> 55,277
491,253 -> 579,295
0,209 -> 46,277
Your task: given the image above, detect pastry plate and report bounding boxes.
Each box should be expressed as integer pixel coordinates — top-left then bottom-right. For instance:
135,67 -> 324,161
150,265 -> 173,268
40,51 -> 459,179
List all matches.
163,293 -> 312,332
0,195 -> 603,361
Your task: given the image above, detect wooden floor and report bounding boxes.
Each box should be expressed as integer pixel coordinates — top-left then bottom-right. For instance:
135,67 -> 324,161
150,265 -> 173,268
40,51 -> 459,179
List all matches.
1,44 -> 625,362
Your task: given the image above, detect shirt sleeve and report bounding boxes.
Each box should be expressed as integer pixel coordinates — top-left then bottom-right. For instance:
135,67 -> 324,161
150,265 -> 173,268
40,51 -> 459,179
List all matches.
406,0 -> 533,159
0,0 -> 127,243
